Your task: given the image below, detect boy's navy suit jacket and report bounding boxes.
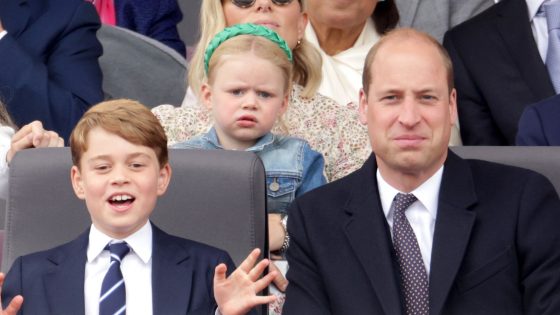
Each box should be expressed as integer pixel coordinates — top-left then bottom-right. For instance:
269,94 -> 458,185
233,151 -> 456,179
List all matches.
1,224 -> 234,315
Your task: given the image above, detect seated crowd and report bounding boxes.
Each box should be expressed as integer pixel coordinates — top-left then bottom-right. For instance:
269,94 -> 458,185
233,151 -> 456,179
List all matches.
1,0 -> 560,314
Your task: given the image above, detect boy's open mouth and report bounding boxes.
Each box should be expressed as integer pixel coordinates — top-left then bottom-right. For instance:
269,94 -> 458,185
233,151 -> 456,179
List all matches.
108,194 -> 135,207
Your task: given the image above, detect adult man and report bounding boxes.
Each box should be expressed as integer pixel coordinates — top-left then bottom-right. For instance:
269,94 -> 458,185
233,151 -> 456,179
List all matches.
443,0 -> 556,145
283,28 -> 560,314
0,0 -> 104,141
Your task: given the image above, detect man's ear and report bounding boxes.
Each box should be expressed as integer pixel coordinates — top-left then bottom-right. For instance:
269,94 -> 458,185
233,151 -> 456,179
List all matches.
200,83 -> 213,111
449,88 -> 458,126
358,88 -> 369,125
70,165 -> 86,200
156,163 -> 172,196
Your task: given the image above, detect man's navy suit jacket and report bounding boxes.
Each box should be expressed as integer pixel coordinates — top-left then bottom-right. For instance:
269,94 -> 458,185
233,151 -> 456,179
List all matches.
1,224 -> 235,315
443,0 -> 556,145
284,151 -> 560,314
0,0 -> 103,141
114,0 -> 185,56
516,94 -> 560,146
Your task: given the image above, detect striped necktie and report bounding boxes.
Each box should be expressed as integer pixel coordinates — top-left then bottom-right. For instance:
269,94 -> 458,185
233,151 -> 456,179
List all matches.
99,241 -> 130,315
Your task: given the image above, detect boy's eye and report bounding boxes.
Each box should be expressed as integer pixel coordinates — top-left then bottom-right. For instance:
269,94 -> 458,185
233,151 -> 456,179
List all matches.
130,163 -> 145,169
94,165 -> 110,172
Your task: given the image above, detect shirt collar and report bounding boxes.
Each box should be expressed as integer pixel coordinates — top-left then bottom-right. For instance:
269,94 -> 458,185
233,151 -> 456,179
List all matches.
376,166 -> 444,221
87,220 -> 153,264
205,127 -> 275,151
527,0 -> 548,20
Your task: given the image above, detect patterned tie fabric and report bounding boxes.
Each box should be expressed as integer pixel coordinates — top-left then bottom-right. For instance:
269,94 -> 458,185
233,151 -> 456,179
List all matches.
391,193 -> 429,315
544,0 -> 560,93
99,242 -> 130,315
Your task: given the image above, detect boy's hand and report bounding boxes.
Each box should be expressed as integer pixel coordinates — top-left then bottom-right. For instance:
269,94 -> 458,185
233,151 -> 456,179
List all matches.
7,121 -> 64,163
214,248 -> 277,315
0,273 -> 23,315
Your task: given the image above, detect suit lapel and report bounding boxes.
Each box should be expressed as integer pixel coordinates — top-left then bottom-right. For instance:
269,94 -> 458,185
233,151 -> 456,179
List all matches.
495,0 -> 555,99
343,156 -> 404,315
429,152 -> 477,315
151,225 -> 193,314
44,231 -> 89,315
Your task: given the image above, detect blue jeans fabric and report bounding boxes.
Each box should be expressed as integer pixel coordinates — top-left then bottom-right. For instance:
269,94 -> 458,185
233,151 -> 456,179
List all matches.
173,128 -> 326,214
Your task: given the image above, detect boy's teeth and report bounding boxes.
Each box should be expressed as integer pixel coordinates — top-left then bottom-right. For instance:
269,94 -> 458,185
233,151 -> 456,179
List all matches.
112,195 -> 132,201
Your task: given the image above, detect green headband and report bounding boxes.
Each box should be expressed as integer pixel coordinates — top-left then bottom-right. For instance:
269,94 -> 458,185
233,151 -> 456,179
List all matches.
204,23 -> 293,74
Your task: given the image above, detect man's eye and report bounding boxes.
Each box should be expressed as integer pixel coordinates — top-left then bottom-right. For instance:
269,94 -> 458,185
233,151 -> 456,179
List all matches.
231,89 -> 244,96
382,95 -> 398,101
421,95 -> 436,100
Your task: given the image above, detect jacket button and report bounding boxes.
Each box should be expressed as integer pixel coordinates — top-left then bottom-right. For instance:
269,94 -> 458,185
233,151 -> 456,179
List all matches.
269,179 -> 280,192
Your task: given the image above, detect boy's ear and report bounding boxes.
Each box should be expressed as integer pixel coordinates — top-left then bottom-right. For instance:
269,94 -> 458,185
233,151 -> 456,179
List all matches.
156,163 -> 172,196
200,83 -> 213,110
70,165 -> 86,200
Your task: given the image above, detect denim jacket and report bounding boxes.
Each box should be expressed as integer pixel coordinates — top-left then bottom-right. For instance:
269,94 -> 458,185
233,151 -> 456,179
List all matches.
173,128 -> 327,214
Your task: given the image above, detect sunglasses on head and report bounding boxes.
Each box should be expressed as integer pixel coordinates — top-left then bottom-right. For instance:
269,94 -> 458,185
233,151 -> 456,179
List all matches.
231,0 -> 294,8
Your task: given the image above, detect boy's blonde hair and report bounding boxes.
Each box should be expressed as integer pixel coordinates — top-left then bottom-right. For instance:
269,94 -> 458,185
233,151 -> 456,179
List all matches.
70,99 -> 168,168
189,0 -> 321,99
207,34 -> 293,95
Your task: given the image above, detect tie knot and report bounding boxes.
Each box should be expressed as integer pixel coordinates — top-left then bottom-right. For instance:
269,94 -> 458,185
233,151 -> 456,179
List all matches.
106,242 -> 130,262
393,193 -> 418,217
544,1 -> 560,30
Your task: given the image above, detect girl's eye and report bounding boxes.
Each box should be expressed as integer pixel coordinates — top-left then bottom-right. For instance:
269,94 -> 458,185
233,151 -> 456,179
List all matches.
257,91 -> 272,98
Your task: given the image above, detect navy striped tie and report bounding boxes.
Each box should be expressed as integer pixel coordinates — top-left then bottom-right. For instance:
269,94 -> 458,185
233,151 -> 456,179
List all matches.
99,242 -> 130,315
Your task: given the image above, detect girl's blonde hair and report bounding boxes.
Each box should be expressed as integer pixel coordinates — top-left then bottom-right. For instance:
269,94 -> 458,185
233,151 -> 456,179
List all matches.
207,35 -> 293,95
189,0 -> 321,99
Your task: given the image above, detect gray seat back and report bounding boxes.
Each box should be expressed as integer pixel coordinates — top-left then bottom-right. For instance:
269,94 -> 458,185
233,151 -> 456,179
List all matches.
2,148 -> 267,271
451,146 -> 560,194
98,25 -> 187,107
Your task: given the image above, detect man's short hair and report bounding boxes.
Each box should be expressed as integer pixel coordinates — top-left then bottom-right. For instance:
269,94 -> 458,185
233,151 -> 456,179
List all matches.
70,99 -> 168,168
362,28 -> 454,95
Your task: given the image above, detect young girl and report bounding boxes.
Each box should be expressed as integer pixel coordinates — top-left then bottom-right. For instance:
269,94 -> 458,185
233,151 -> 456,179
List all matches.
173,23 -> 327,313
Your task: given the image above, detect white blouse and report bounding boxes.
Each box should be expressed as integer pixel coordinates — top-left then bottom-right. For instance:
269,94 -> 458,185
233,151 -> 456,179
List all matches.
305,18 -> 380,107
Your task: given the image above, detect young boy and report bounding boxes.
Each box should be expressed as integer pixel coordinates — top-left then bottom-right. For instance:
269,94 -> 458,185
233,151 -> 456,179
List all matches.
0,99 -> 276,315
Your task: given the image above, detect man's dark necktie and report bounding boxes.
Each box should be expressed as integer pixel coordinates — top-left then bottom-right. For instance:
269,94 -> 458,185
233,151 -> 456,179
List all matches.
392,193 -> 429,315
